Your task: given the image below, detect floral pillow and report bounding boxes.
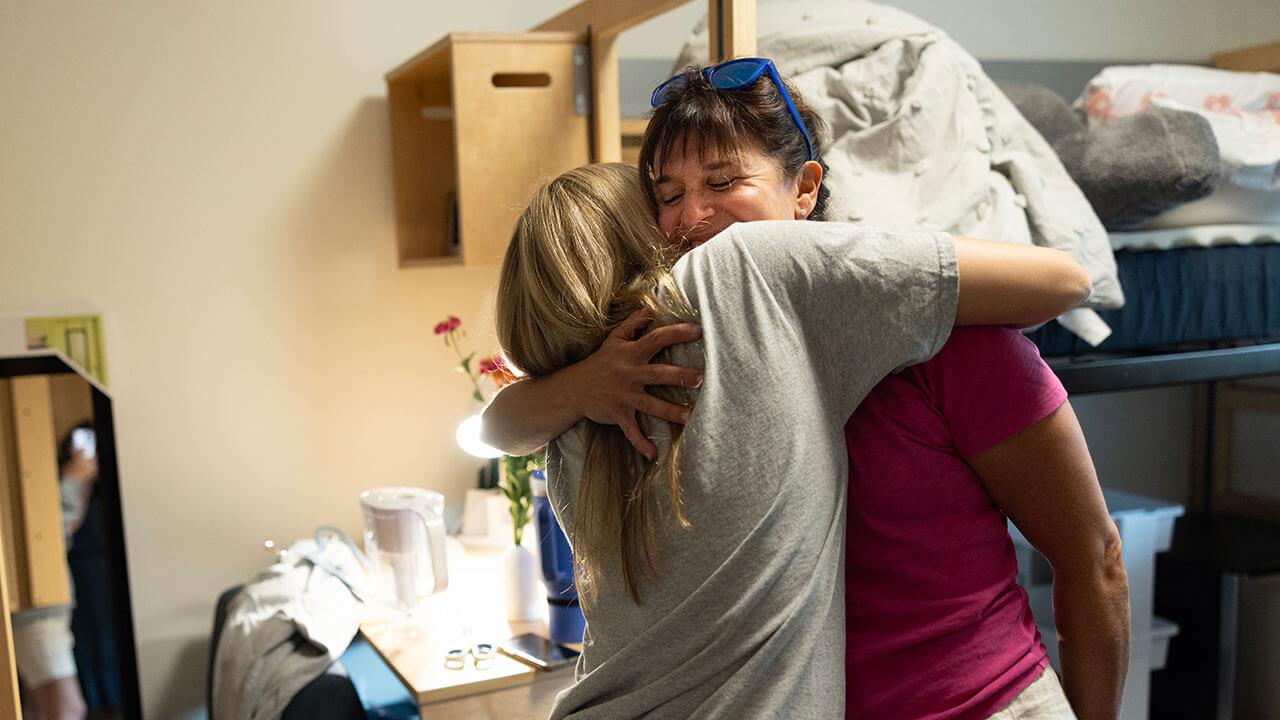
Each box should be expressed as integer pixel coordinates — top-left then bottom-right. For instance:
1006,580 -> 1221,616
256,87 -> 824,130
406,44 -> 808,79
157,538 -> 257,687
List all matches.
1000,80 -> 1221,231
1076,64 -> 1280,221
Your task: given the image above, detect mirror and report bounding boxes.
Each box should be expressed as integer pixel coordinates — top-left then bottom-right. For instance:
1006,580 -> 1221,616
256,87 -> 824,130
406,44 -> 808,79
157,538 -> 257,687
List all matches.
0,354 -> 140,719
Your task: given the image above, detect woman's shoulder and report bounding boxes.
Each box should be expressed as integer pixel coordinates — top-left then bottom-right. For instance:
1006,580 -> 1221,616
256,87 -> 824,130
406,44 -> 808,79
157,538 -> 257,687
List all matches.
939,326 -> 1041,361
686,220 -> 928,266
924,326 -> 1055,386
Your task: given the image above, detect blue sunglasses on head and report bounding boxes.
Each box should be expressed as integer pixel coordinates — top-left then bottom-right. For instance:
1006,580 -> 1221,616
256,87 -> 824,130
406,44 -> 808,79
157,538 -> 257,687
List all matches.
650,57 -> 815,162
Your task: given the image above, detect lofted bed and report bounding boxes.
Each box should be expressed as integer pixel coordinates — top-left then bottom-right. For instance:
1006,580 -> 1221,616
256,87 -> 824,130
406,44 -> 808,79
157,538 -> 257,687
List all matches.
1034,225 -> 1280,519
1039,240 -> 1280,515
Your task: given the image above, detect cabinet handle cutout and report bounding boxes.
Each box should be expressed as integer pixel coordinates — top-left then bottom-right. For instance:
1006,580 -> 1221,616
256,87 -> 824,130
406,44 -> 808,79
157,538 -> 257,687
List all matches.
492,72 -> 551,88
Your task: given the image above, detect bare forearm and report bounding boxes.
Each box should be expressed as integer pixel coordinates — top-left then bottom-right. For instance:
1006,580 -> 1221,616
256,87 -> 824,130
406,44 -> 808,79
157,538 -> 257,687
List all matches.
483,311 -> 702,458
974,402 -> 1127,718
1053,551 -> 1130,720
953,237 -> 1092,327
480,372 -> 583,456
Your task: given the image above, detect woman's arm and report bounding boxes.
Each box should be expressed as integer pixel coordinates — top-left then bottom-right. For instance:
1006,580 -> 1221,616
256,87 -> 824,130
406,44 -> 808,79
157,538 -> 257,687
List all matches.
953,237 -> 1092,328
60,447 -> 98,538
480,309 -> 703,458
483,233 -> 1088,456
967,401 -> 1129,720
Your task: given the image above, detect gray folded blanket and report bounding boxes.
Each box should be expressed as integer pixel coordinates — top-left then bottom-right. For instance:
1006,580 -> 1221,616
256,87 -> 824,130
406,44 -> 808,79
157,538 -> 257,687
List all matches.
999,81 -> 1221,231
1054,108 -> 1221,231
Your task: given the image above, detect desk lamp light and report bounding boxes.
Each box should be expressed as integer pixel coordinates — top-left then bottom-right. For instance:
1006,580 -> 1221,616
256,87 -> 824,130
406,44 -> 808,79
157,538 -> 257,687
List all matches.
456,413 -> 502,488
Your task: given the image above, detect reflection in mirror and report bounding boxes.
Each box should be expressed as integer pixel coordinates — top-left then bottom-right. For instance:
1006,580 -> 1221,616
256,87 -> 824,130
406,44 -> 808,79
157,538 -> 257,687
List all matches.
1,358 -> 138,719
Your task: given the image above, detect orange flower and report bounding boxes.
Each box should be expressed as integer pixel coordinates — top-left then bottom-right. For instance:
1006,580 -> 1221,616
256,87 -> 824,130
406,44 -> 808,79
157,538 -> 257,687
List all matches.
480,355 -> 517,388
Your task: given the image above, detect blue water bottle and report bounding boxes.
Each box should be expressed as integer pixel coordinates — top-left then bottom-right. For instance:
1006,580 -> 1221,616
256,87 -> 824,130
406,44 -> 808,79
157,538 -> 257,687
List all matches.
531,469 -> 584,644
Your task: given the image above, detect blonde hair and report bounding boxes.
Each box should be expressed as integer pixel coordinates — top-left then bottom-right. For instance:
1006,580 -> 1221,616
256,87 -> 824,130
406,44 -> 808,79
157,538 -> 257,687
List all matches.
496,163 -> 701,606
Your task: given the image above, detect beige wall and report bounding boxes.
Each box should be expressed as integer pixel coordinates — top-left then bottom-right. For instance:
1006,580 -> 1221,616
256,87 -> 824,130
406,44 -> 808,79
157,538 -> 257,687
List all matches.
891,0 -> 1278,62
624,0 -> 1277,62
0,2 -> 588,716
1,1 -> 1275,717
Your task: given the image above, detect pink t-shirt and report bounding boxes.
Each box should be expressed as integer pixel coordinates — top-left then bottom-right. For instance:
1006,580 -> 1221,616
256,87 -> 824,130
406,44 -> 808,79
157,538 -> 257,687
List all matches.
844,325 -> 1067,719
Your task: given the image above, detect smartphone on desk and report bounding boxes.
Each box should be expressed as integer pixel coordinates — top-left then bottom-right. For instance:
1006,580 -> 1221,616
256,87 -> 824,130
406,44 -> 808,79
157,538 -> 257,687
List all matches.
499,632 -> 580,671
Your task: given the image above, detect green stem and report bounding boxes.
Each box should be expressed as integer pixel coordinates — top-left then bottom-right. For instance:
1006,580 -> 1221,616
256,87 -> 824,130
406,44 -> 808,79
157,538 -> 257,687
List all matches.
449,329 -> 485,403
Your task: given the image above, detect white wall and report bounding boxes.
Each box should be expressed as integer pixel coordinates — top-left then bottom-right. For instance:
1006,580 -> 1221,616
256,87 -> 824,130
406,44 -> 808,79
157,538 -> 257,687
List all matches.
0,2 -> 573,716
887,0 -> 1278,62
620,0 -> 1278,61
1,1 -> 1276,717
1070,389 -> 1198,505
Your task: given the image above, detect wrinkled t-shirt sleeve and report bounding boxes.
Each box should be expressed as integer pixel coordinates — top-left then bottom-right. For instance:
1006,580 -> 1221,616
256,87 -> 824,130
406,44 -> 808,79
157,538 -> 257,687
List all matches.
919,325 -> 1068,458
718,220 -> 958,420
546,423 -> 586,539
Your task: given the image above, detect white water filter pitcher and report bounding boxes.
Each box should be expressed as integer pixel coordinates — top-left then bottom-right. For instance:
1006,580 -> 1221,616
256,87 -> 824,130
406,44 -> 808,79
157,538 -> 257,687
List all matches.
359,487 -> 449,611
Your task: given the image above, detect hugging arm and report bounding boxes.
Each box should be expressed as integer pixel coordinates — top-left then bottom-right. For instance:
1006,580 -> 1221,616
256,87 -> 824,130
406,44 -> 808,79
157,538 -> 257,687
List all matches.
480,309 -> 703,458
953,236 -> 1092,328
484,234 -> 1092,457
968,401 -> 1129,720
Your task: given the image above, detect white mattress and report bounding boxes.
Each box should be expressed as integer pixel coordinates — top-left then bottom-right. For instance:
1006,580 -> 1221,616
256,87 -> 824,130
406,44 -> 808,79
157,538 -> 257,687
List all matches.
1109,223 -> 1280,251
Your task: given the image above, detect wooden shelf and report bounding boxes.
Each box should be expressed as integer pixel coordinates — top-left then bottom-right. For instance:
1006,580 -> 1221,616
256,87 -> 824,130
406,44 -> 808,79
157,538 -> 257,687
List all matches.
385,32 -> 592,267
620,117 -> 648,166
384,1 -> 757,267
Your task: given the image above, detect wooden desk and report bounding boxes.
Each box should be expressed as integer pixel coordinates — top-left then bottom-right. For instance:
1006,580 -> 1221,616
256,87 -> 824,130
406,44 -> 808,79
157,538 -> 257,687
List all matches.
359,540 -> 577,718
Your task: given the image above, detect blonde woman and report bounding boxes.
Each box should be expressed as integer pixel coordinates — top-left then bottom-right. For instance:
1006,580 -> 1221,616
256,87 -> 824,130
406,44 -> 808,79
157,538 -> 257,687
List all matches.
494,162 -> 1089,719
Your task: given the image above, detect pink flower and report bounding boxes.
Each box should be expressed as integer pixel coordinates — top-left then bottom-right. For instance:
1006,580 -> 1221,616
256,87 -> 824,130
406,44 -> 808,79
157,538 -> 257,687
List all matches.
1266,93 -> 1280,111
1204,94 -> 1231,112
434,315 -> 462,336
435,314 -> 493,402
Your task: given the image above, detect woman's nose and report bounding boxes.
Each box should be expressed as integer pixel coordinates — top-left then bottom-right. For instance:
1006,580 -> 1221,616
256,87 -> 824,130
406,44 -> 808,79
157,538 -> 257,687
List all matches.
678,192 -> 716,235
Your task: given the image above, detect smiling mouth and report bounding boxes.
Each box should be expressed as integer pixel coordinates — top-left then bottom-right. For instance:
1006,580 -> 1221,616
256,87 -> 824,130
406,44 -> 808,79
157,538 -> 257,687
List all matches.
666,236 -> 695,253
675,219 -> 717,247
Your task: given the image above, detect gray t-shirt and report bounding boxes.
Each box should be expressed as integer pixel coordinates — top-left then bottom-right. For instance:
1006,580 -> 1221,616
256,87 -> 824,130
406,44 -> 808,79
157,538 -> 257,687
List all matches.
546,220 -> 958,719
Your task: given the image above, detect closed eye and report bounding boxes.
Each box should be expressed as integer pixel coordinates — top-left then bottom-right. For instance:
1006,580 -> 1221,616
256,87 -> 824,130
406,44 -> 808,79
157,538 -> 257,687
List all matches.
659,192 -> 683,206
708,177 -> 737,190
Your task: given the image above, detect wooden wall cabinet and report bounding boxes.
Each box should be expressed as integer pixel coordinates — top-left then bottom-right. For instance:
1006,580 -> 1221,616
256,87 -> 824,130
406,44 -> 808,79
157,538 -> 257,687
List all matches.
385,32 -> 592,267
384,0 -> 756,268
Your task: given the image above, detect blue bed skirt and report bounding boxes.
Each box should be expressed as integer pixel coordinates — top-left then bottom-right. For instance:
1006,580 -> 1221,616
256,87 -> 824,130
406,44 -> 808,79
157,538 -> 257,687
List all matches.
1029,245 -> 1280,357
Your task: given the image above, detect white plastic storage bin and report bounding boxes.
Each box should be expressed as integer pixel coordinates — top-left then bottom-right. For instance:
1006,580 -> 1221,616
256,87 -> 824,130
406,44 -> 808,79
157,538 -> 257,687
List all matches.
1010,488 -> 1184,720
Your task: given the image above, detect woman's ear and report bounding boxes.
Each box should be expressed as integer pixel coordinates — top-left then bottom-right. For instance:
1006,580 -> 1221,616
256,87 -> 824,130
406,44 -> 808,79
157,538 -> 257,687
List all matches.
793,160 -> 823,219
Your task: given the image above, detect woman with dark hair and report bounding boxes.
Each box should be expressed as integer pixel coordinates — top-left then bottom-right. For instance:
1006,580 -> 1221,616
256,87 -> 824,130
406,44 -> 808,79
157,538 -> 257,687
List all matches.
497,160 -> 1086,719
485,60 -> 1126,719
